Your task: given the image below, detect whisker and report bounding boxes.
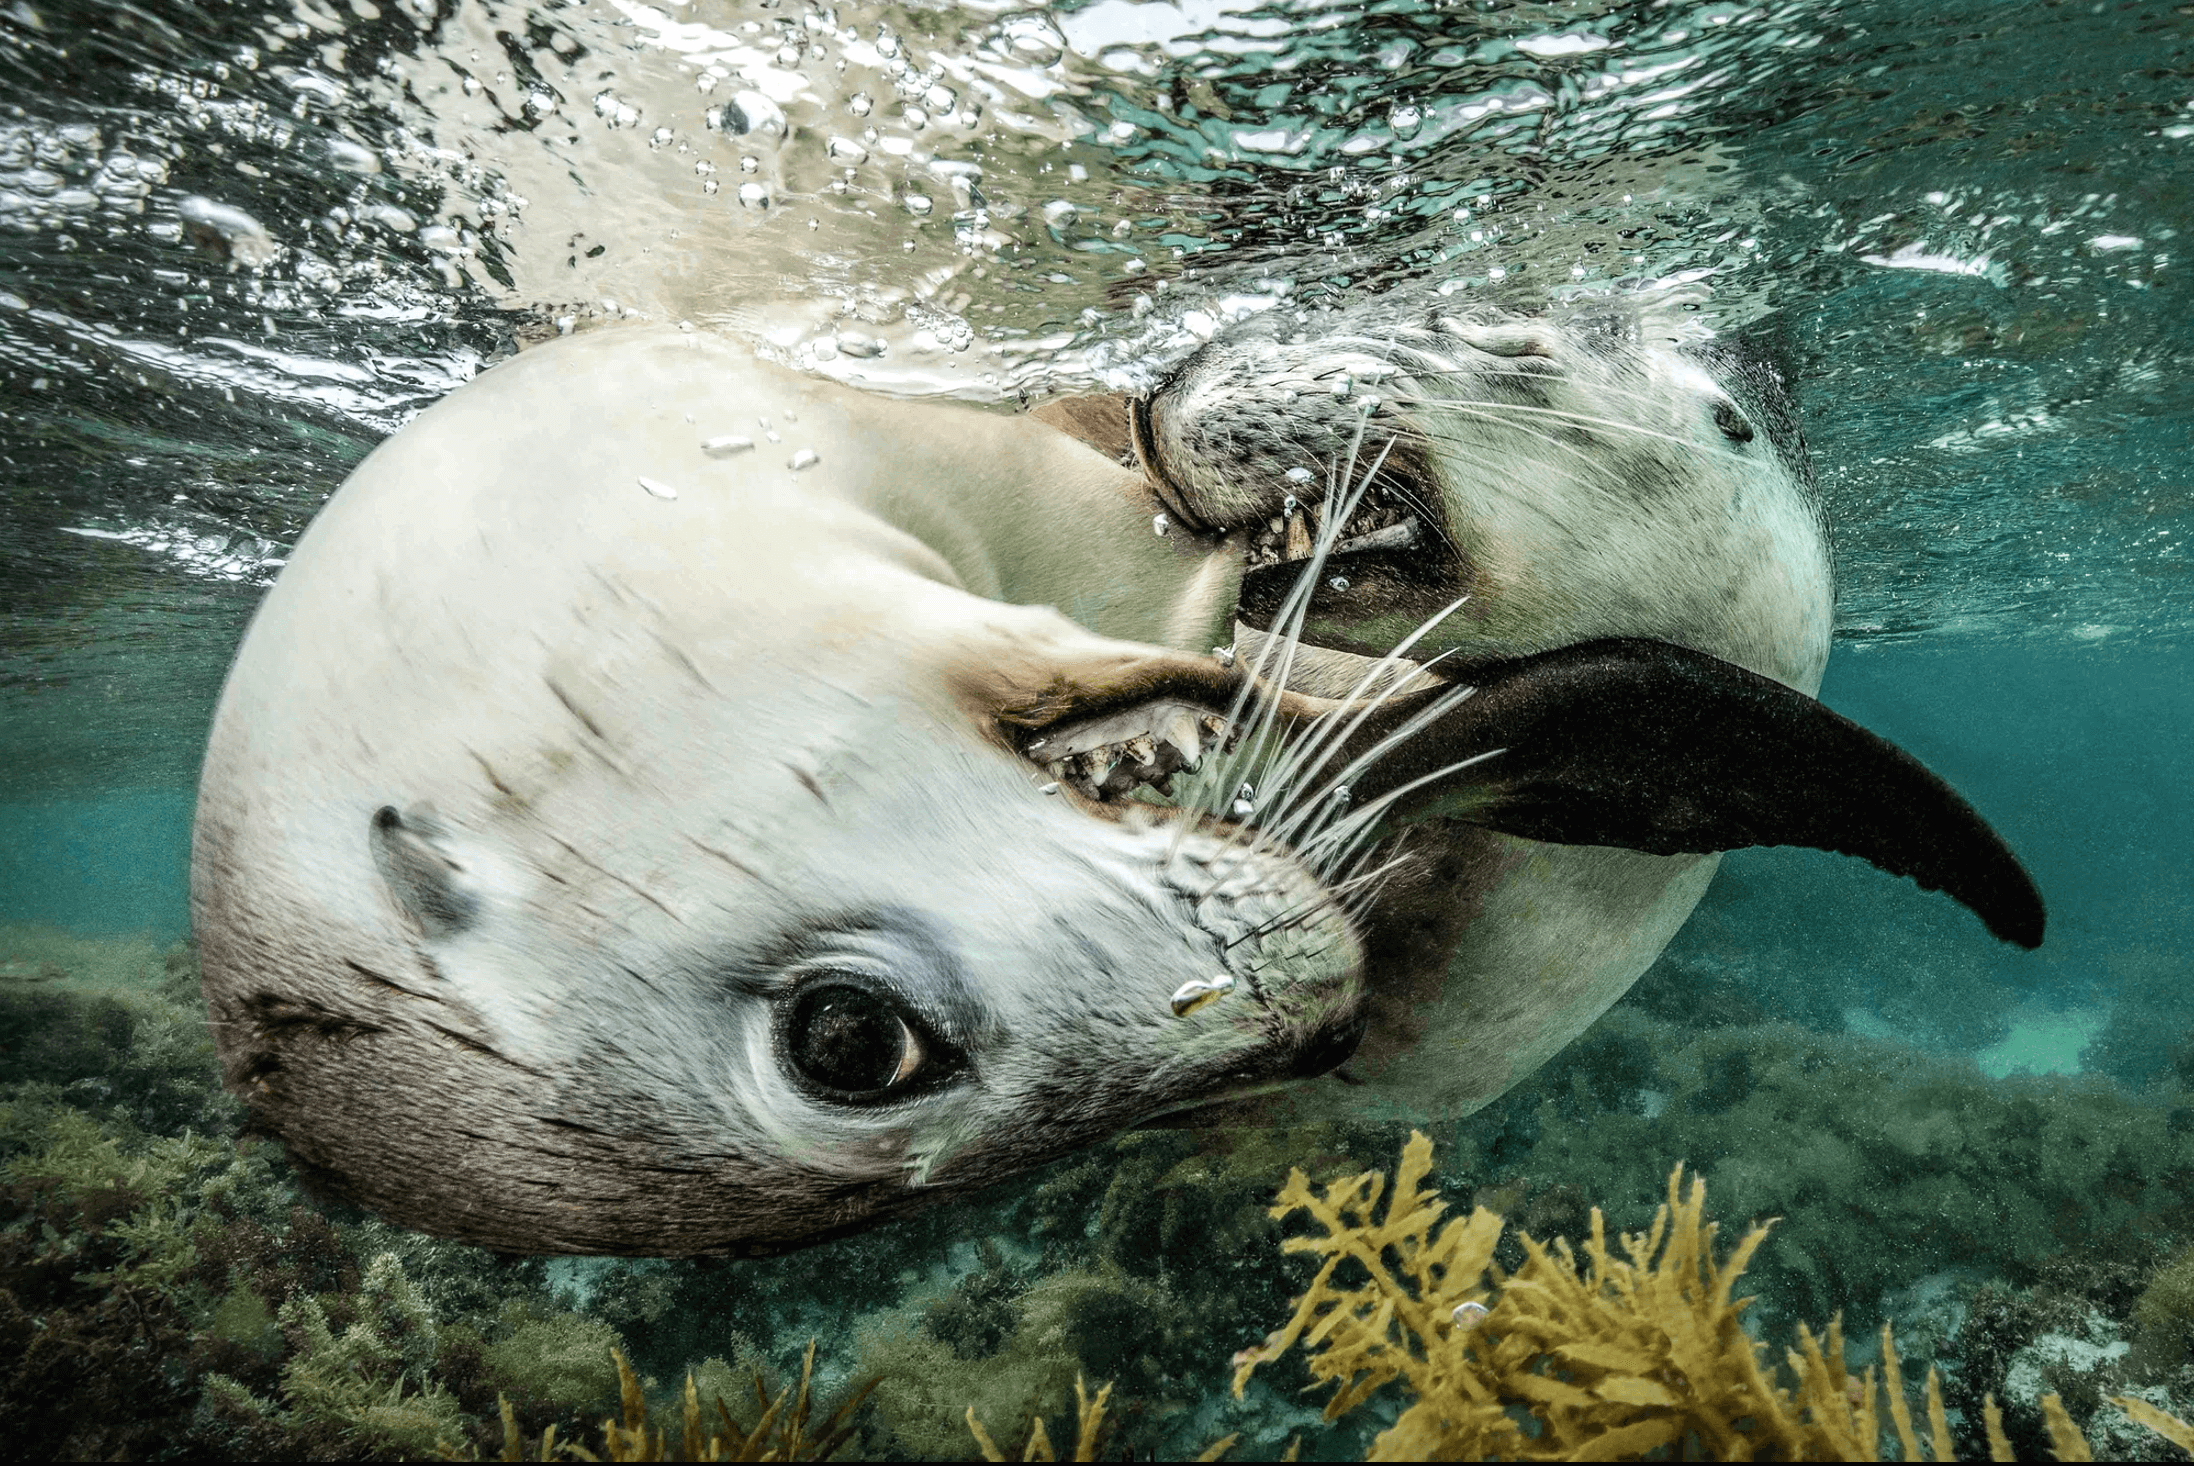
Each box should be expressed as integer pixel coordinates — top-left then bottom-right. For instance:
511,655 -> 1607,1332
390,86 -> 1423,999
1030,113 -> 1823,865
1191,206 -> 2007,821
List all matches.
1425,403 -> 1615,474
1383,391 -> 1706,454
1300,746 -> 1506,881
1260,599 -> 1474,850
1233,431 -> 1397,839
1398,360 -> 1674,410
1401,426 -> 1595,493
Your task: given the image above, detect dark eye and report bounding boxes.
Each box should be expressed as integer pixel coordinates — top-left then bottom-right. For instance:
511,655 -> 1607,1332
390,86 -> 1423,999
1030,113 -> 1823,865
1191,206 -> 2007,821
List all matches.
784,982 -> 928,1098
1712,399 -> 1755,444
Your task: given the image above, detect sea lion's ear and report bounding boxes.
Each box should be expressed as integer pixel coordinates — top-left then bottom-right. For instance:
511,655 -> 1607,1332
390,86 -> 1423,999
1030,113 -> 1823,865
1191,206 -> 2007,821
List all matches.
1350,639 -> 2046,949
369,805 -> 480,939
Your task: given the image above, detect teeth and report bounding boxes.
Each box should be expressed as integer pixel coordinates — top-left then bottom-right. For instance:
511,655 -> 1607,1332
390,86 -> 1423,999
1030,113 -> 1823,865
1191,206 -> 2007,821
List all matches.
1333,516 -> 1419,556
1023,700 -> 1236,803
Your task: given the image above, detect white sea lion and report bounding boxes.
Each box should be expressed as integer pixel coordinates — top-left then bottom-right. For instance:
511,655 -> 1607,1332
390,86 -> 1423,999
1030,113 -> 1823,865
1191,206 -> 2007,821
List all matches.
191,309 -> 2042,1256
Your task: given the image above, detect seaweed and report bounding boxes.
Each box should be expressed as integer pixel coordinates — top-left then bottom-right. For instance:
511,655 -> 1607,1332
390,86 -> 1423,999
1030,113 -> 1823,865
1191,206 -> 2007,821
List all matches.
18,921 -> 2194,1461
1231,1131 -> 2194,1462
456,1343 -> 873,1462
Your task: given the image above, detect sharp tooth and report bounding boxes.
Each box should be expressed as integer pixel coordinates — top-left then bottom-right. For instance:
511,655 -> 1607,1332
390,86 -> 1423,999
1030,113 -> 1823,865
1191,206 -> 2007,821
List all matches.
1156,709 -> 1204,769
1122,735 -> 1157,768
1334,516 -> 1419,556
1284,505 -> 1312,561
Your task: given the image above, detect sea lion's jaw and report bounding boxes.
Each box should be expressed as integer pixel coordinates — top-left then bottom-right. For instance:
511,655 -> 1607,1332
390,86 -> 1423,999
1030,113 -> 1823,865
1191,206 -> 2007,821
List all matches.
1132,305 -> 1833,693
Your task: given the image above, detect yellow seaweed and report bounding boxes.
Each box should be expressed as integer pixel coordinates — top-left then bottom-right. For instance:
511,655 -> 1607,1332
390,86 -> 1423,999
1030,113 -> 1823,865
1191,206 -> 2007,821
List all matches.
1226,1130 -> 2194,1462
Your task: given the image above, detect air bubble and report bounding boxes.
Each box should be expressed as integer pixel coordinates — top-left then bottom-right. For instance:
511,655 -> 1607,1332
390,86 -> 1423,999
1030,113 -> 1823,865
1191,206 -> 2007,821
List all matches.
726,91 -> 787,139
789,448 -> 821,471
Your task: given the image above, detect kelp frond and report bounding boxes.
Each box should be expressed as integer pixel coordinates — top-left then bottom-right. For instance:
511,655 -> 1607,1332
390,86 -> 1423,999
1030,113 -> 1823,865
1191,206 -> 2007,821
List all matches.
1229,1130 -> 2194,1461
967,1375 -> 1129,1462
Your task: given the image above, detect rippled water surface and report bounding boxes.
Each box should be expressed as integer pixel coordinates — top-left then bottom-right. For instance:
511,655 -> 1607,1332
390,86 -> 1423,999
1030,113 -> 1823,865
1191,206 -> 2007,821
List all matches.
5,0 -> 2189,785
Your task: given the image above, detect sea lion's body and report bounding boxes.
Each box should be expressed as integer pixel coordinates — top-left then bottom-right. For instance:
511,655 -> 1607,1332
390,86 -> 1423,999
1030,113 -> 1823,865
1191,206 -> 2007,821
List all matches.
194,313 -> 2041,1254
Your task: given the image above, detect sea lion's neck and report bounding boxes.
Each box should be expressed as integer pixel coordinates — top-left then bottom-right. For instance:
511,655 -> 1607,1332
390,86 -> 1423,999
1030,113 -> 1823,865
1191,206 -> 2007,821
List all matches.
810,387 -> 1244,655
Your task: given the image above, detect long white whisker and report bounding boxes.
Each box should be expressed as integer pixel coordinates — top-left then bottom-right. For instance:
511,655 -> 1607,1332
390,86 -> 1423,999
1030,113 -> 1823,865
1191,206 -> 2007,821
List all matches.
1243,430 -> 1396,836
1399,361 -> 1677,414
1403,425 -> 1596,493
1209,420 -> 1386,832
1300,745 -> 1506,877
1385,391 -> 1705,454
1427,403 -> 1614,473
1261,599 -> 1474,849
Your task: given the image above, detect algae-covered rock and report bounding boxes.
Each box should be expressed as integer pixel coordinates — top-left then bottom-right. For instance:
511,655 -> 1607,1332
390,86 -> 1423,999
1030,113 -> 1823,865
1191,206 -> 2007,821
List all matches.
0,930 -> 599,1460
1445,1007 -> 2194,1332
2137,1245 -> 2194,1376
19,919 -> 2194,1461
482,1305 -> 626,1420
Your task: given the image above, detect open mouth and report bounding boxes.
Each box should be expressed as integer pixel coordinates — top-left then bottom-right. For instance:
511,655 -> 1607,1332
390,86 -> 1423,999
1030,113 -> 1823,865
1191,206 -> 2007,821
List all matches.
1021,698 -> 1238,802
1129,392 -> 1436,574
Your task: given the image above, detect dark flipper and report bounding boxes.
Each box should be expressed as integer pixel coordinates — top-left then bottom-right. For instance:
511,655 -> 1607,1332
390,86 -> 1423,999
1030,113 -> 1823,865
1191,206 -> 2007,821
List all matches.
1343,638 -> 2045,949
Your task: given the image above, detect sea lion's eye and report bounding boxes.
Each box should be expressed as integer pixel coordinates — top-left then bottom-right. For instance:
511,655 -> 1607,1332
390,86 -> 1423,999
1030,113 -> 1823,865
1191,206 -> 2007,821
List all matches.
1712,399 -> 1756,444
784,982 -> 927,1097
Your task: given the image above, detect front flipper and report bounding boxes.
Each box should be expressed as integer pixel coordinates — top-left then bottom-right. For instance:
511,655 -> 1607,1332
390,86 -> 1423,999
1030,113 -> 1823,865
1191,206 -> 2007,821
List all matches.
1341,638 -> 2045,949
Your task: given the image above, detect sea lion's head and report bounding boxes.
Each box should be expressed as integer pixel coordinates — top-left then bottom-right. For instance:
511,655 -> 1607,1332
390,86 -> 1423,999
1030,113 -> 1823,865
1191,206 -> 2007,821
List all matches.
194,326 -> 1373,1256
1131,302 -> 1832,693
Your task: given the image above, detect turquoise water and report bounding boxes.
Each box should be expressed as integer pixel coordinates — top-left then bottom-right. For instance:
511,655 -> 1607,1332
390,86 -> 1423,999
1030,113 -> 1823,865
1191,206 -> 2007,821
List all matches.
0,790 -> 193,937
7,637 -> 2190,1080
4,0 -> 2193,1457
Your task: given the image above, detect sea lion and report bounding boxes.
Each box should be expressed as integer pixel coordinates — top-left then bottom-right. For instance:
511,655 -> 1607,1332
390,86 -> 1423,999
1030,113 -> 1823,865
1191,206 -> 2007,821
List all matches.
191,310 -> 2041,1256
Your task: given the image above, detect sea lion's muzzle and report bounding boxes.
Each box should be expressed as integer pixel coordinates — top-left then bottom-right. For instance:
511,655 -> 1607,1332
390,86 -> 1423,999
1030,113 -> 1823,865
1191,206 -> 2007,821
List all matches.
998,633 -> 2043,951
